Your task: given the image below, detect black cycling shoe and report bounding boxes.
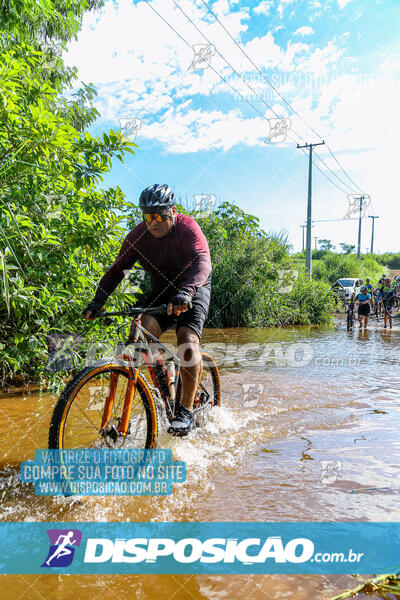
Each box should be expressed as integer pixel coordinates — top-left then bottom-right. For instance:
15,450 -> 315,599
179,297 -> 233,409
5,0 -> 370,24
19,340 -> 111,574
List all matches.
168,405 -> 194,437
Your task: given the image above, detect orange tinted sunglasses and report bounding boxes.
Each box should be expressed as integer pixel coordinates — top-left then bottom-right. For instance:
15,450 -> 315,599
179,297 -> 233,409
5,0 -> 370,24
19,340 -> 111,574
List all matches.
143,211 -> 170,223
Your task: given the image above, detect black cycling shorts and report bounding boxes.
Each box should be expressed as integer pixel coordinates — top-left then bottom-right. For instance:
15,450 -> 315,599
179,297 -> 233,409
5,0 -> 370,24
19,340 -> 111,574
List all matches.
142,284 -> 211,340
358,303 -> 370,317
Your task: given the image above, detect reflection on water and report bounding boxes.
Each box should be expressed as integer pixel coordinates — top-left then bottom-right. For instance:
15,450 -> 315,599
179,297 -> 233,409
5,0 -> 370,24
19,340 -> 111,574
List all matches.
2,323 -> 400,598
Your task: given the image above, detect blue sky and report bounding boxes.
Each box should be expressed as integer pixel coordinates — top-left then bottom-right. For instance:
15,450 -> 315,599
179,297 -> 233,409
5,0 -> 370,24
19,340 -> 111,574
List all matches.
64,0 -> 400,253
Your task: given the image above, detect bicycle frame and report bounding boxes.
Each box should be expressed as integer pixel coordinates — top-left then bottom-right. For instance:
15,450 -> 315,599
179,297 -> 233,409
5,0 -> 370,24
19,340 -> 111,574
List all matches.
99,312 -> 181,438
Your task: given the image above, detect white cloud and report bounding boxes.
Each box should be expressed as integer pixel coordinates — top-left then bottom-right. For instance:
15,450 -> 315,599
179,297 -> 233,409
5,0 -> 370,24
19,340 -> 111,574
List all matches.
253,1 -> 273,16
62,3 -> 391,157
277,0 -> 296,19
297,40 -> 343,74
210,0 -> 241,16
142,108 -> 268,153
64,1 -> 351,153
380,54 -> 400,75
294,26 -> 314,37
337,0 -> 353,7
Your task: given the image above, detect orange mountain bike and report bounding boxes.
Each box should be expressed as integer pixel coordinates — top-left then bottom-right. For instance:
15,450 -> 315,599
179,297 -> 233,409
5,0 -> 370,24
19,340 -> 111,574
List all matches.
48,304 -> 221,450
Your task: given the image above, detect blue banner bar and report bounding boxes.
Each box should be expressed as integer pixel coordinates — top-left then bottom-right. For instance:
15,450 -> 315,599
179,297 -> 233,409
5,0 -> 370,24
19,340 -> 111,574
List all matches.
2,522 -> 400,574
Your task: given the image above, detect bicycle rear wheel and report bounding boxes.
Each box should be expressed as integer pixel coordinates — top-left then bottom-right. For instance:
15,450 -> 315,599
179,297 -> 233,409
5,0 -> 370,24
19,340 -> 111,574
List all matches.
175,351 -> 221,428
48,360 -> 159,450
386,295 -> 400,318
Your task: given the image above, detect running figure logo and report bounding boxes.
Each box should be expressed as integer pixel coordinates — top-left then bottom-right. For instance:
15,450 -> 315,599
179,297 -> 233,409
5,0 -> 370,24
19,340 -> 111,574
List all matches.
41,529 -> 82,568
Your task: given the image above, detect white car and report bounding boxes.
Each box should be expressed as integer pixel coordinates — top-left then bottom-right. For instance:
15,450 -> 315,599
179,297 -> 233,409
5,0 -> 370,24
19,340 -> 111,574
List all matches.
335,278 -> 364,300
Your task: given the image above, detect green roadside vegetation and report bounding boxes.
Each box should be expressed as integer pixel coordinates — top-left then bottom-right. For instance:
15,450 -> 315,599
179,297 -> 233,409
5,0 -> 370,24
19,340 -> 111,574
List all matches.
292,249 -> 393,286
0,0 -> 136,386
329,574 -> 400,599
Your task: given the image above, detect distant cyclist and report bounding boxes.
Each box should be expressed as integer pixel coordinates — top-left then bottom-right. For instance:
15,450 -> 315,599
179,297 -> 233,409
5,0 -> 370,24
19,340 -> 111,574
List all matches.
377,277 -> 394,329
378,273 -> 386,286
355,286 -> 371,329
82,184 -> 212,436
365,278 -> 373,292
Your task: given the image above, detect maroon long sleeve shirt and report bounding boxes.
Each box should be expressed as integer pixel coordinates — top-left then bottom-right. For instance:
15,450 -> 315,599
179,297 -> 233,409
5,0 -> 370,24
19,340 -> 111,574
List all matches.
94,213 -> 212,305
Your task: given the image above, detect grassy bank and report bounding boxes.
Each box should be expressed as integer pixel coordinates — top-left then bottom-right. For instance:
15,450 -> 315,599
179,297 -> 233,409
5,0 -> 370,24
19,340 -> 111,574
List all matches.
292,250 -> 390,285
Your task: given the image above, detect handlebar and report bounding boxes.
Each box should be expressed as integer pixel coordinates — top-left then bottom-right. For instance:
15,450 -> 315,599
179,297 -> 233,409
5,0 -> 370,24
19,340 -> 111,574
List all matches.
98,304 -> 168,318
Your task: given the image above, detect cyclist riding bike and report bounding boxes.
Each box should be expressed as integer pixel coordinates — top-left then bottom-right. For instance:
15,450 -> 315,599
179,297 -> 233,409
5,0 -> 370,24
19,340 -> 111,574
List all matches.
82,183 -> 212,437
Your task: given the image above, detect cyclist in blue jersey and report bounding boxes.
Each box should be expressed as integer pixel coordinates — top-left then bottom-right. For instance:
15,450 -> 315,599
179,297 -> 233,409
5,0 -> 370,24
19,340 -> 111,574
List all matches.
355,286 -> 371,329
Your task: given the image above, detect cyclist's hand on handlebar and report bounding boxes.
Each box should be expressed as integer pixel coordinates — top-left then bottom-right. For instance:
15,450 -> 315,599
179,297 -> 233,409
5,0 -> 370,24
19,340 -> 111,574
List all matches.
82,301 -> 105,321
167,303 -> 189,316
167,292 -> 192,316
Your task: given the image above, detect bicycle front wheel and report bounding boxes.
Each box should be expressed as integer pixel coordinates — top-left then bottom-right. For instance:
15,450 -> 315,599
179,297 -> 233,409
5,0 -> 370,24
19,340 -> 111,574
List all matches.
48,360 -> 159,450
347,308 -> 354,331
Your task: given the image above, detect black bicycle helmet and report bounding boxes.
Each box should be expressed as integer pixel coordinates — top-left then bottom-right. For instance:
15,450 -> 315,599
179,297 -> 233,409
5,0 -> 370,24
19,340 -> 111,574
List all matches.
139,184 -> 175,213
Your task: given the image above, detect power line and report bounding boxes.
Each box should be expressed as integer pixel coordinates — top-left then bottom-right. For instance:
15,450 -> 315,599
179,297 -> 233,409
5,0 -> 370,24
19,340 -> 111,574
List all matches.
174,0 -> 360,193
313,218 -> 357,223
180,0 -> 360,194
308,152 -> 352,195
198,0 -> 319,140
198,0 -> 365,194
142,0 -> 296,140
313,150 -> 355,193
325,145 -> 364,193
171,0 -> 306,146
144,0 -> 362,197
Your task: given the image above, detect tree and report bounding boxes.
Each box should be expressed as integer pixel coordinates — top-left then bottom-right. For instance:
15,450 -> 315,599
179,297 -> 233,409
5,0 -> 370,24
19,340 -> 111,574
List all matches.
318,239 -> 335,251
0,7 -> 137,385
340,243 -> 355,254
0,0 -> 104,44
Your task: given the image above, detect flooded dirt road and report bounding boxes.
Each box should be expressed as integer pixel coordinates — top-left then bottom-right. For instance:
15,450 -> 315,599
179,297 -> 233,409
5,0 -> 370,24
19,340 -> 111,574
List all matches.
1,321 -> 400,599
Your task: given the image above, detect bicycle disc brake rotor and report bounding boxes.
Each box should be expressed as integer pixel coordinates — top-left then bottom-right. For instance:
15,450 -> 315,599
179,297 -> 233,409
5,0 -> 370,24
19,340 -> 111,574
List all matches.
100,418 -> 128,448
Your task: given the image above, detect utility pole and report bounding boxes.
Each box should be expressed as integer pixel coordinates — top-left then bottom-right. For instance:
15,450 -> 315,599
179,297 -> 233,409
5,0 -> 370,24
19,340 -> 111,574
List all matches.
313,236 -> 318,250
368,215 -> 379,254
354,194 -> 367,260
297,140 -> 325,278
300,224 -> 306,251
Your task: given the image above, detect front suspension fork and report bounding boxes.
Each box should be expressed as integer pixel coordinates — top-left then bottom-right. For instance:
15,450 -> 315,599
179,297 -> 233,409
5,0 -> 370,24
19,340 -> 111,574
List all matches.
100,354 -> 138,437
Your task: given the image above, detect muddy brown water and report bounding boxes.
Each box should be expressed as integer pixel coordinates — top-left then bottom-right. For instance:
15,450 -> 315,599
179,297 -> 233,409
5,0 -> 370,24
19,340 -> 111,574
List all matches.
1,321 -> 400,599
